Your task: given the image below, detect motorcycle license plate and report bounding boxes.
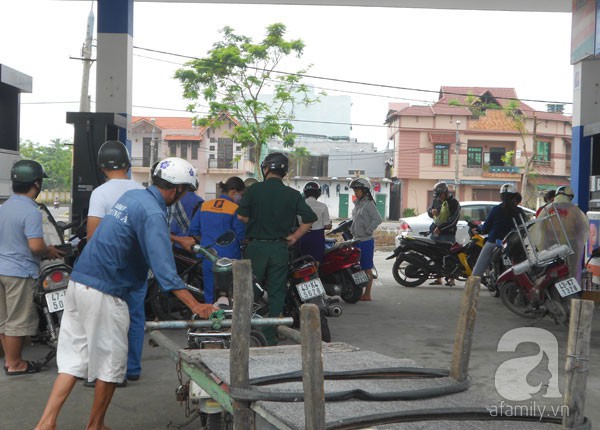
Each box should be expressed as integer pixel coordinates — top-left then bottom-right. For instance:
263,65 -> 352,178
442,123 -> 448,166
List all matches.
352,270 -> 369,284
45,290 -> 66,313
502,255 -> 511,266
296,279 -> 325,301
555,277 -> 581,298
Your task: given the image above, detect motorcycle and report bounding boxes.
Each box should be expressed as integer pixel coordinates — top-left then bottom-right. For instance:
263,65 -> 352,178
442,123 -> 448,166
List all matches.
387,220 -> 485,287
34,204 -> 83,367
320,219 -> 369,303
497,205 -> 590,325
284,251 -> 340,342
145,247 -> 205,321
484,223 -> 529,297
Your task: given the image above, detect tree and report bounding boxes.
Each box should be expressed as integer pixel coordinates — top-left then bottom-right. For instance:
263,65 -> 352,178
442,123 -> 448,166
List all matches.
289,146 -> 311,177
175,23 -> 320,174
19,139 -> 73,191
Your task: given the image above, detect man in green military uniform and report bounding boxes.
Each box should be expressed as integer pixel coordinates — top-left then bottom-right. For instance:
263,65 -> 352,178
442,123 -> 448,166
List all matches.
237,152 -> 317,345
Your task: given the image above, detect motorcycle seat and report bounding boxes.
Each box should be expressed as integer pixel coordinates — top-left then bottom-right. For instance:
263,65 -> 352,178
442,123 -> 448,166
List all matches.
414,237 -> 453,248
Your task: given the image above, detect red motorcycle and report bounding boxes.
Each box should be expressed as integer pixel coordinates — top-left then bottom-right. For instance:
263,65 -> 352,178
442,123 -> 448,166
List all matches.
320,220 -> 369,303
497,209 -> 597,325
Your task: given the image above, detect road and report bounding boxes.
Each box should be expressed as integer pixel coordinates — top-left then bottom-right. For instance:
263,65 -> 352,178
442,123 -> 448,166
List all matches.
2,250 -> 599,429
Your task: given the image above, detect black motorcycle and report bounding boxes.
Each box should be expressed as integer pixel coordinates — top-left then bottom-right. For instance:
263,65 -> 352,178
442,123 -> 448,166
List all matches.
387,221 -> 485,287
284,252 -> 340,342
484,226 -> 529,297
34,204 -> 83,367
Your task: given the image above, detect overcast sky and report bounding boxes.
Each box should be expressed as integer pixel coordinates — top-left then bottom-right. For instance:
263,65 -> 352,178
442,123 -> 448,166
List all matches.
3,1 -> 573,149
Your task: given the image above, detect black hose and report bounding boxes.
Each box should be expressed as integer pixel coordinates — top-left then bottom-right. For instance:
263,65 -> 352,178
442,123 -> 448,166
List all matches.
249,366 -> 451,386
230,376 -> 470,403
325,407 -> 591,430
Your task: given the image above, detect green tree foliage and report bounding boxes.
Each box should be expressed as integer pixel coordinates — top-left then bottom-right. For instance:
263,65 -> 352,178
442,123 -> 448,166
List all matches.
19,139 -> 73,191
175,23 -> 320,173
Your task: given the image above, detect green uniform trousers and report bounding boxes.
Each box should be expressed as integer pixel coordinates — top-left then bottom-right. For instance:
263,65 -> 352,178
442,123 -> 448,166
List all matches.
245,240 -> 289,345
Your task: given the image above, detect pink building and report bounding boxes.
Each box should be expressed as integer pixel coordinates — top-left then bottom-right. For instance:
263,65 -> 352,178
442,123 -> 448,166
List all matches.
386,86 -> 571,214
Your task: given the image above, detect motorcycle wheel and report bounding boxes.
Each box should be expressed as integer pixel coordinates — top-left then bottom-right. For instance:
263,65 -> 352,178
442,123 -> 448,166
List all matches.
147,279 -> 204,321
340,272 -> 364,304
482,268 -> 500,297
499,282 -> 544,319
249,329 -> 268,347
547,286 -> 571,326
392,253 -> 429,287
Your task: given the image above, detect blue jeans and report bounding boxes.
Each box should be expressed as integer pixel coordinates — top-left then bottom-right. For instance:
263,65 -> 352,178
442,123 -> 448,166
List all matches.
124,284 -> 146,378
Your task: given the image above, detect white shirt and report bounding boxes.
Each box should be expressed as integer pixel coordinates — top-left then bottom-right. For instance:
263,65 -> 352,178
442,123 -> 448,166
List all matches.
304,197 -> 331,230
88,179 -> 144,218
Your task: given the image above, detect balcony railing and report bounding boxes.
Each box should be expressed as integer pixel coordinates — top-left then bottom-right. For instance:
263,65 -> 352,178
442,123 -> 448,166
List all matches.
487,165 -> 521,174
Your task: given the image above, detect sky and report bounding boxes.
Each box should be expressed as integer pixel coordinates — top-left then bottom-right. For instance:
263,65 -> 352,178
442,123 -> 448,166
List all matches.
2,1 -> 574,150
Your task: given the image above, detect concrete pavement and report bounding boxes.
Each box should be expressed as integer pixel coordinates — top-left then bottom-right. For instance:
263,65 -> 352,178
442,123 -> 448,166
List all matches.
2,250 -> 599,429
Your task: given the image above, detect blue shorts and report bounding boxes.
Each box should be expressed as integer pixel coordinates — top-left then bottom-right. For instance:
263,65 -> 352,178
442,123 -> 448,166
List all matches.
357,239 -> 375,270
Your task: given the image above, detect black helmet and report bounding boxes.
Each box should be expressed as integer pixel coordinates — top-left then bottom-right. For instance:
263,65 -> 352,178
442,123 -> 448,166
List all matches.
433,181 -> 449,198
98,140 -> 131,170
261,152 -> 288,177
11,160 -> 48,183
303,181 -> 321,198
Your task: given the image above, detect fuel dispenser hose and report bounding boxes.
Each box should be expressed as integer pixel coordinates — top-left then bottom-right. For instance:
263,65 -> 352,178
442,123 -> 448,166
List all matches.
230,366 -> 470,402
228,367 -> 591,429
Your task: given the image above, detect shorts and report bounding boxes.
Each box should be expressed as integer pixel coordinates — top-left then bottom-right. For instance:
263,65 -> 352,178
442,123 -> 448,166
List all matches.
357,239 -> 375,270
57,281 -> 129,383
0,275 -> 39,337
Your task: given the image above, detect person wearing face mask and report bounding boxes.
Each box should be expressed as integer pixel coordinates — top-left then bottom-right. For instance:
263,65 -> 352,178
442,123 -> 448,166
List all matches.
186,177 -> 246,304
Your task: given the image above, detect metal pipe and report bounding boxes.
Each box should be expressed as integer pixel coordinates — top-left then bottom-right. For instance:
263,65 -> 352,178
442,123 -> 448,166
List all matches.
145,317 -> 294,331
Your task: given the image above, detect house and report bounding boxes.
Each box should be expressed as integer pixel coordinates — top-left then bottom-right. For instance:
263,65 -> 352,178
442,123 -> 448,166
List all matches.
130,115 -> 256,200
386,86 -> 572,215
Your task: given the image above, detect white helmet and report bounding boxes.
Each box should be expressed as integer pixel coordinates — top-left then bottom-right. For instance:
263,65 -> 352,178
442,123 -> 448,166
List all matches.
152,157 -> 198,191
499,183 -> 517,195
555,185 -> 574,200
349,177 -> 372,192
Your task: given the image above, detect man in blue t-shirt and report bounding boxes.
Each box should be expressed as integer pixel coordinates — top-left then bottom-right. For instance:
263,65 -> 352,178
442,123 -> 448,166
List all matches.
0,160 -> 64,376
35,158 -> 215,430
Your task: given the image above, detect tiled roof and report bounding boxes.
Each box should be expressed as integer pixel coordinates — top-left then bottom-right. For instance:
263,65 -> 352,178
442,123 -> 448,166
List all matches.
524,111 -> 571,121
428,133 -> 456,144
436,86 -> 535,112
393,105 -> 434,116
132,116 -> 199,130
431,105 -> 472,116
534,176 -> 570,186
469,109 -> 518,131
164,134 -> 202,141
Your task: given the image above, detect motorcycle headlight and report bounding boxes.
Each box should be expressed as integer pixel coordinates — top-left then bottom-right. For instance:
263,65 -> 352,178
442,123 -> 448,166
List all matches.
43,269 -> 70,291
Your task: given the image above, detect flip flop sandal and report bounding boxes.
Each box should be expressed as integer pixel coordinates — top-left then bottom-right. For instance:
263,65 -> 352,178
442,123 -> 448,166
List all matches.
5,360 -> 40,376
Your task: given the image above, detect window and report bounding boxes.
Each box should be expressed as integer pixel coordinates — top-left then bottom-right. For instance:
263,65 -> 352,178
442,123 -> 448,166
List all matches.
217,138 -> 234,168
467,147 -> 482,167
489,147 -> 506,166
535,140 -> 551,163
434,144 -> 449,166
210,137 -> 216,143
236,145 -> 242,152
209,145 -> 215,151
191,142 -> 198,160
168,142 -> 177,157
180,142 -> 187,159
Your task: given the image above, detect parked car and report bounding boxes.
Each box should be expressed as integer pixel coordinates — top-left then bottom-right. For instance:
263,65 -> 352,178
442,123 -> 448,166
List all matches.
395,201 -> 535,247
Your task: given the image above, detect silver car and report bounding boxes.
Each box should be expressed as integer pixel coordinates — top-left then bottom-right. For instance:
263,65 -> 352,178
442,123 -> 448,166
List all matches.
395,201 -> 535,247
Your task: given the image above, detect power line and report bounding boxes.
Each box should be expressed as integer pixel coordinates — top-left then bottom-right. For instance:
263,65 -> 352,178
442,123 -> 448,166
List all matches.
132,45 -> 573,106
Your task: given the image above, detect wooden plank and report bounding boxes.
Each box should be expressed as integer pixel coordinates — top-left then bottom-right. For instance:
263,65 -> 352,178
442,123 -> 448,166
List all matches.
563,299 -> 594,429
278,325 -> 302,344
449,275 -> 480,382
231,260 -> 255,429
300,304 -> 326,430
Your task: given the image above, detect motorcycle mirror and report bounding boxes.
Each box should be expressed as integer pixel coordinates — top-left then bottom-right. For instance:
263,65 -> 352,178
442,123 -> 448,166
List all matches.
216,230 -> 235,246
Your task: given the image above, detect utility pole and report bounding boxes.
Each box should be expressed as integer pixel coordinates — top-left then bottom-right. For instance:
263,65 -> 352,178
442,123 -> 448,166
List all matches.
79,5 -> 94,112
454,120 -> 461,198
149,118 -> 156,181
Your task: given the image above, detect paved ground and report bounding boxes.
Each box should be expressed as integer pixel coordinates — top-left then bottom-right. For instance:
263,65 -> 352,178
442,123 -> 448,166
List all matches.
3,219 -> 600,428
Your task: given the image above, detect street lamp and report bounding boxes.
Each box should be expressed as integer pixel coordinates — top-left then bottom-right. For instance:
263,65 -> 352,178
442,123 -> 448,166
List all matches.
454,120 -> 461,197
149,117 -> 156,180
